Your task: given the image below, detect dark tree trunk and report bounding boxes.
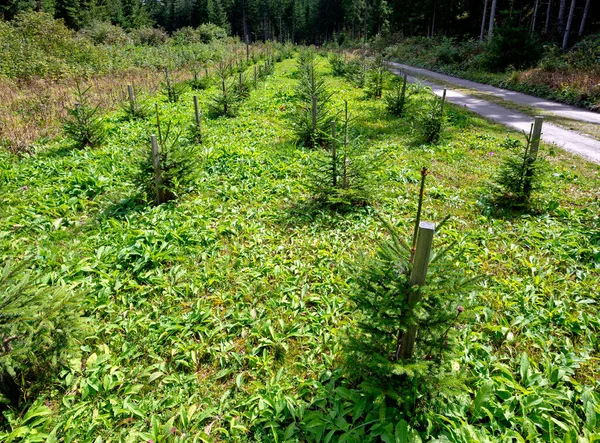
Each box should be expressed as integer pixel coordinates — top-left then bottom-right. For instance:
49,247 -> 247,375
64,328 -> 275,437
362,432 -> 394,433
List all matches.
558,0 -> 567,35
480,0 -> 489,41
578,0 -> 591,37
488,0 -> 498,38
562,0 -> 576,49
544,0 -> 552,34
531,0 -> 540,36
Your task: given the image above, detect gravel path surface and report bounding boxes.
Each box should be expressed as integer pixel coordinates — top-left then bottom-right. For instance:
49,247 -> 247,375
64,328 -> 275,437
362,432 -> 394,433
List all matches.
388,62 -> 600,165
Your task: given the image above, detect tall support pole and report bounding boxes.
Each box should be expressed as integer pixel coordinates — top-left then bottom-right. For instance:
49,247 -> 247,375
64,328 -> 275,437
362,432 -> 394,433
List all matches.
331,121 -> 337,187
193,95 -> 202,133
151,135 -> 164,205
523,116 -> 544,197
398,222 -> 435,360
127,85 -> 136,112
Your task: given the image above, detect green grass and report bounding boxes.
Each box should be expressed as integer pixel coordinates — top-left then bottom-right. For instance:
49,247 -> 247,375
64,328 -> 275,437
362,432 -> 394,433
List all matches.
1,54 -> 599,442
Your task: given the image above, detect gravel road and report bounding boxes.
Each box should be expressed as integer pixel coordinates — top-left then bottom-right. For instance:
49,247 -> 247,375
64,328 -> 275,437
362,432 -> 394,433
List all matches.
388,62 -> 600,165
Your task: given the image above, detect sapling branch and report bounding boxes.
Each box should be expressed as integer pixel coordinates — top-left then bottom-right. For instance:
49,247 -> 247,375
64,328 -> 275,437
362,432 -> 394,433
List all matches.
411,167 -> 429,262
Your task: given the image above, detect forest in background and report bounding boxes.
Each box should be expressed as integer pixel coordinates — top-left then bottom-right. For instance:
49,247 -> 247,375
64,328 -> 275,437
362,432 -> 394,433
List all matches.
1,0 -> 599,48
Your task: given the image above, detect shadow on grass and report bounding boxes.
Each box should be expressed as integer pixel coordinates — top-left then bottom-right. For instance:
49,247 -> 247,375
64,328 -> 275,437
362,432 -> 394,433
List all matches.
98,194 -> 147,220
477,192 -> 550,221
275,196 -> 376,230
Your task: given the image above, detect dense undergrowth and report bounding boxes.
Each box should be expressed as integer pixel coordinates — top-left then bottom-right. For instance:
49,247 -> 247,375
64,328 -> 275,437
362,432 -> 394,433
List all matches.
1,53 -> 599,441
385,34 -> 600,111
0,11 -> 256,154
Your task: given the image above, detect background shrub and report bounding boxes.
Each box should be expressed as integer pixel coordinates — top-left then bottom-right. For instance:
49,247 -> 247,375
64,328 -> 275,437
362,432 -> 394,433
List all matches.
481,20 -> 543,71
131,27 -> 168,46
79,21 -> 131,46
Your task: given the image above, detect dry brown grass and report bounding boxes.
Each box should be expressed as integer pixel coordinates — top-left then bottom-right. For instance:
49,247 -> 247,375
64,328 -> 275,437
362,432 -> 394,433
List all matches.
519,68 -> 600,109
0,67 -> 194,154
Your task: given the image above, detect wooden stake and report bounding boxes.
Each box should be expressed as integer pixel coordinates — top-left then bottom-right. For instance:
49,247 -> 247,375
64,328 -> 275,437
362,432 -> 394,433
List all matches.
398,221 -> 435,360
151,135 -> 165,205
311,95 -> 317,134
164,68 -> 172,101
400,73 -> 408,115
529,116 -> 544,160
311,67 -> 317,134
343,100 -> 348,188
440,88 -> 447,115
331,120 -> 337,187
411,167 -> 429,260
523,116 -> 544,197
155,104 -> 163,145
193,95 -> 201,130
127,84 -> 136,112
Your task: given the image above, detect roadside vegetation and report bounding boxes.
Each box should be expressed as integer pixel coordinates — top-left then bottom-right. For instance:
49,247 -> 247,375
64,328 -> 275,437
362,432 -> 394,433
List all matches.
385,33 -> 600,111
1,49 -> 599,441
0,11 -> 257,154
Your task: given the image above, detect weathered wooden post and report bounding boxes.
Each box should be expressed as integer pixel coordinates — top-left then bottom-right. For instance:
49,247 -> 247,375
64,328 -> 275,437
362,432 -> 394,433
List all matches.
151,135 -> 165,205
311,95 -> 317,135
127,84 -> 136,112
155,103 -> 162,144
342,100 -> 349,188
400,73 -> 408,115
398,221 -> 435,360
411,167 -> 429,260
193,95 -> 202,134
529,116 -> 544,159
239,71 -> 243,87
440,88 -> 447,115
523,116 -> 544,197
164,68 -> 172,101
331,120 -> 337,187
311,67 -> 317,135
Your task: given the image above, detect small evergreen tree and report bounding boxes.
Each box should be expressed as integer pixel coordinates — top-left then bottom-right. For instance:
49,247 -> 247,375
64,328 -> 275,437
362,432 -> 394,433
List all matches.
292,50 -> 333,148
63,83 -> 106,149
328,52 -> 348,77
0,260 -> 84,407
415,91 -> 446,144
188,64 -> 213,90
307,102 -> 376,207
233,71 -> 252,100
490,133 -> 547,208
162,68 -> 188,103
385,73 -> 408,117
364,55 -> 386,99
209,61 -> 239,117
135,119 -> 198,204
346,178 -> 475,417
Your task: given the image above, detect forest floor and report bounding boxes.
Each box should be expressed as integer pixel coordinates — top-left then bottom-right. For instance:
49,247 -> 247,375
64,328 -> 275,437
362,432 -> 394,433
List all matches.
2,54 -> 599,441
388,62 -> 600,164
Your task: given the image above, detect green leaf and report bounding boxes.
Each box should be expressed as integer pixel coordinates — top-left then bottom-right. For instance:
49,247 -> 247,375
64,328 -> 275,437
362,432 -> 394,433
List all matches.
472,380 -> 494,420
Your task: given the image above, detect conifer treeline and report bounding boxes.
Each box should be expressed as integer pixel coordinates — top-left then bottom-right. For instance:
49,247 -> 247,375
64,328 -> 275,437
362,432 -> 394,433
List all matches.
1,0 -> 598,46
